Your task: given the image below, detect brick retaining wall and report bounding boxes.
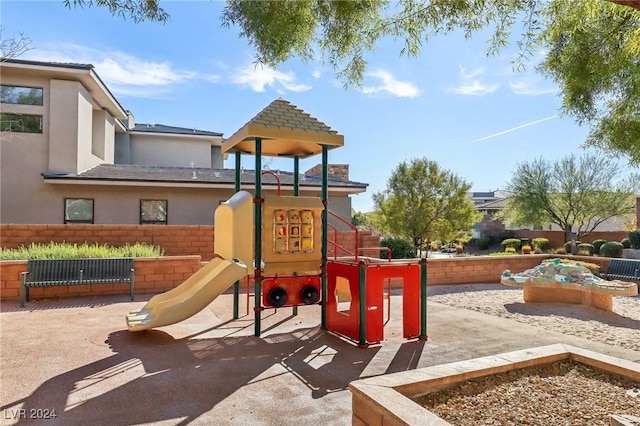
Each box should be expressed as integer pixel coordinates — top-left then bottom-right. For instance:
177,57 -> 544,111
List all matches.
1,254 -> 615,302
0,256 -> 202,302
0,225 -> 379,261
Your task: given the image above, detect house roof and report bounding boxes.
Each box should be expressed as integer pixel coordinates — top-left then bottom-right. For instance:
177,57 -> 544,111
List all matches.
42,164 -> 367,193
131,123 -> 223,137
477,198 -> 508,210
222,98 -> 344,158
0,58 -> 127,120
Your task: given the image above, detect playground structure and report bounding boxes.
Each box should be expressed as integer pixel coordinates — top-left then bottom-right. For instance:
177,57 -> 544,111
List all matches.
126,99 -> 427,346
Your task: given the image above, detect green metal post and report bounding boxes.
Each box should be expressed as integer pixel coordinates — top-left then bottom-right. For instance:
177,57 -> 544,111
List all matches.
321,146 -> 328,329
254,139 -> 263,337
420,257 -> 428,340
358,260 -> 367,347
233,151 -> 241,319
292,156 -> 299,316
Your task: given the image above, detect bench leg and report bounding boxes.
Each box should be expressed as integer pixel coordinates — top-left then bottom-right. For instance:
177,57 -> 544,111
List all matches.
19,285 -> 26,307
130,270 -> 135,301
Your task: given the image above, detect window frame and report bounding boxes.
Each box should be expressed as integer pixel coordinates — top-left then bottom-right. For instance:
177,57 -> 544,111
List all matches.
140,199 -> 168,225
0,113 -> 43,133
64,198 -> 95,224
0,85 -> 44,106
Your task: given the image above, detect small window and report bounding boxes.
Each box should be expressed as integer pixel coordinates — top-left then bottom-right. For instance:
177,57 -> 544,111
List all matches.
64,198 -> 94,224
140,200 -> 167,224
0,113 -> 43,133
0,85 -> 43,105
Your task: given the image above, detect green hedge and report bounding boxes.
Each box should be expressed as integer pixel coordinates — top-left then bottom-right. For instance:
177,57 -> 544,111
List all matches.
380,237 -> 416,259
599,241 -> 624,258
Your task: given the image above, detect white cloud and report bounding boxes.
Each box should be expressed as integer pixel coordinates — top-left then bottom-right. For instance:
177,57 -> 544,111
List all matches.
509,79 -> 557,96
24,43 -> 197,98
450,80 -> 499,96
450,64 -> 498,96
231,64 -> 311,93
312,70 -> 322,79
361,70 -> 419,98
458,66 -> 484,79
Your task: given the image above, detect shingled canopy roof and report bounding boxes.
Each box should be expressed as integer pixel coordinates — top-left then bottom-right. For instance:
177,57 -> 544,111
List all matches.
222,98 -> 344,158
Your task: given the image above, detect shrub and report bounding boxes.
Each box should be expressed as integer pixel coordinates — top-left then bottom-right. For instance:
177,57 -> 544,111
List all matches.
455,243 -> 464,254
555,247 -> 566,254
521,245 -> 532,254
488,251 -> 516,256
380,237 -> 415,259
599,241 -> 624,258
0,242 -> 164,260
577,243 -> 595,256
475,236 -> 491,250
505,247 -> 517,254
531,238 -> 549,251
533,247 -> 543,254
591,239 -> 607,254
628,230 -> 640,249
621,237 -> 631,249
563,240 -> 581,254
501,238 -> 521,250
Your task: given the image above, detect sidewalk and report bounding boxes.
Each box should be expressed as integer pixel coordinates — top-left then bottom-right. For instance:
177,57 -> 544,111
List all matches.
1,288 -> 638,425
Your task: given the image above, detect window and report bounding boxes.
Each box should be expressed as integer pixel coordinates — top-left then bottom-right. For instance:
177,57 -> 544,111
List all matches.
64,198 -> 94,224
0,85 -> 43,105
140,200 -> 168,224
0,113 -> 43,133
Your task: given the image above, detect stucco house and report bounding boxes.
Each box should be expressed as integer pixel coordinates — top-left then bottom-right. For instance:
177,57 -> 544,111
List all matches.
0,59 -> 366,227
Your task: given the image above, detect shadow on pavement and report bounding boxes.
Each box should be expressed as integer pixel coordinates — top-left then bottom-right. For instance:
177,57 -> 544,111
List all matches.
4,327 -> 425,425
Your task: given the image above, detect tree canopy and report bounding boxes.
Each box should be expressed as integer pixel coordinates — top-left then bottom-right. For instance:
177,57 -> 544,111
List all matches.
502,153 -> 639,243
372,158 -> 481,249
63,0 -> 640,163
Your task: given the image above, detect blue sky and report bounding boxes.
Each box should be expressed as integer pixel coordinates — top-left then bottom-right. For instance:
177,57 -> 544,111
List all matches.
3,1 -> 628,212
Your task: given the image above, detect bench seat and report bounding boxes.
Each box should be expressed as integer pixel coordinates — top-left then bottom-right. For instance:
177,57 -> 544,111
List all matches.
20,258 -> 135,306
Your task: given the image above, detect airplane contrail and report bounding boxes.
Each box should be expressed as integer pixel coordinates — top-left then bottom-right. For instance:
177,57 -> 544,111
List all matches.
473,115 -> 558,142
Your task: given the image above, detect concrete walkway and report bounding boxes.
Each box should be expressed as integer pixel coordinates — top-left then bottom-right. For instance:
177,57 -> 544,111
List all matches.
1,287 -> 638,425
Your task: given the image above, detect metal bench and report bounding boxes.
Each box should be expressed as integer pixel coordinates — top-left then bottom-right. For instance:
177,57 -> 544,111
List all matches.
20,258 -> 135,307
600,258 -> 640,281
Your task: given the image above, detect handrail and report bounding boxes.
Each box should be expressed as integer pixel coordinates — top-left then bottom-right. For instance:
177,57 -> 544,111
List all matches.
328,210 -> 359,261
261,170 -> 281,196
358,247 -> 392,262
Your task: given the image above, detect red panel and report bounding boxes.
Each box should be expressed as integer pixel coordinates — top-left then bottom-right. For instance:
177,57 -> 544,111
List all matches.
326,261 -> 360,342
262,276 -> 321,308
367,263 -> 420,339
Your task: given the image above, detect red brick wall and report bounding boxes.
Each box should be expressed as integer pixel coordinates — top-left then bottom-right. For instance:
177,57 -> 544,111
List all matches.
0,224 -> 216,259
0,224 -> 378,261
1,254 -> 616,302
0,256 -> 202,301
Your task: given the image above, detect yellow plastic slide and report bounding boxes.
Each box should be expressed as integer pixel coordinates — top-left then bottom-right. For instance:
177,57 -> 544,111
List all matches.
126,257 -> 247,332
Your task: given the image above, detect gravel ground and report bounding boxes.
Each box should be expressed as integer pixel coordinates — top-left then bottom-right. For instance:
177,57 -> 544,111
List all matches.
421,284 -> 640,426
427,284 -> 640,352
414,361 -> 640,426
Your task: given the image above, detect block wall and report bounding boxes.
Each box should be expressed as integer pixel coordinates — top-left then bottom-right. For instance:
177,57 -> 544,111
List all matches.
0,256 -> 202,301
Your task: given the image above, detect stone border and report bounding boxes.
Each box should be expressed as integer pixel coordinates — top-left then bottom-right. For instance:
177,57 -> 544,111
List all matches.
349,344 -> 640,426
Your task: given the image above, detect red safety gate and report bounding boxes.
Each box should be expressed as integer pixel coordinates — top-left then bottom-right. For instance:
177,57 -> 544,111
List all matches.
326,260 -> 421,346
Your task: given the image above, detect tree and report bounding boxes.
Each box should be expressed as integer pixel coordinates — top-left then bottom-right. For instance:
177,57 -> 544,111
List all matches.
372,158 -> 482,252
64,1 -> 640,163
0,25 -> 32,59
502,153 -> 640,244
539,2 -> 640,164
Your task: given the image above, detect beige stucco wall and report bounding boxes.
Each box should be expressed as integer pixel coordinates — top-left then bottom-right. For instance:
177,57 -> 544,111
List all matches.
92,109 -> 115,163
10,182 -> 355,225
129,133 -> 218,167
